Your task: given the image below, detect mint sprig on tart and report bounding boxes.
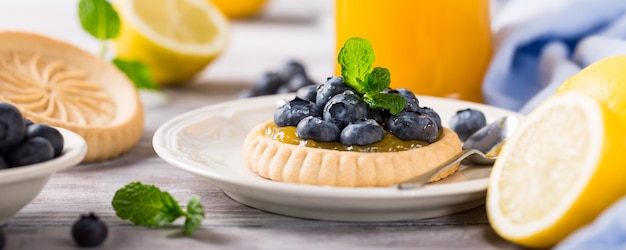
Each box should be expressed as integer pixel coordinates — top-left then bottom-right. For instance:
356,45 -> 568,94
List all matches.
274,37 -> 442,147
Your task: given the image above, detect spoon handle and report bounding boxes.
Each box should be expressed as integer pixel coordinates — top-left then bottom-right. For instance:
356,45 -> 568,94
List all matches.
396,149 -> 485,190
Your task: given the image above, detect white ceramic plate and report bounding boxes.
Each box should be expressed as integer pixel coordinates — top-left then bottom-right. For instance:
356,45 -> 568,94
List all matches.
153,94 -> 522,222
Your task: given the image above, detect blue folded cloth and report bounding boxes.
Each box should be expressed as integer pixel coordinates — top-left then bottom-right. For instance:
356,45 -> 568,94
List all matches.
483,0 -> 626,113
555,196 -> 626,249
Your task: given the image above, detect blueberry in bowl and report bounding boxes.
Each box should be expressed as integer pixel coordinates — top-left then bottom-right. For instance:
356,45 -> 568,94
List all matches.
0,103 -> 87,225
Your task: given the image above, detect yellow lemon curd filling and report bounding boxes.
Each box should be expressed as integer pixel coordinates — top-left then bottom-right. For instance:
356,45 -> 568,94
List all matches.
263,123 -> 439,152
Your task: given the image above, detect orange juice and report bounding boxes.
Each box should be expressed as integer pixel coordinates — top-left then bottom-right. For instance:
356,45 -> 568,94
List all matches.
335,0 -> 491,103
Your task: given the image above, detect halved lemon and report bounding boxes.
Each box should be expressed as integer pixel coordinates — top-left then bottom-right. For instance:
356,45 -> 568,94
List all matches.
0,31 -> 144,162
112,0 -> 229,85
210,0 -> 268,19
486,92 -> 626,248
557,55 -> 626,125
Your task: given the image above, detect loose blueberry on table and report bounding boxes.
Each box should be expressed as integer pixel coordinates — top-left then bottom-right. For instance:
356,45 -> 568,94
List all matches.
0,228 -> 4,250
240,60 -> 318,98
71,213 -> 108,247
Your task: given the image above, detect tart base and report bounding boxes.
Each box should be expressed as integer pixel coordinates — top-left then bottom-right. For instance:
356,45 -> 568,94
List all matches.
0,31 -> 144,162
243,121 -> 463,187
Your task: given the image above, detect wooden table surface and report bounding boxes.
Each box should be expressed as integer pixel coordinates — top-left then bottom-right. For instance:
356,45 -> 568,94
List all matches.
1,0 -> 526,249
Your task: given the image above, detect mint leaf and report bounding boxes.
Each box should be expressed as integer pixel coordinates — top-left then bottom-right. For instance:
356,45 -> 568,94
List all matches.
78,1 -> 159,90
112,58 -> 160,91
112,182 -> 206,236
183,196 -> 204,236
338,37 -> 375,93
78,0 -> 120,40
364,92 -> 406,115
338,37 -> 406,112
112,182 -> 185,227
363,67 -> 390,93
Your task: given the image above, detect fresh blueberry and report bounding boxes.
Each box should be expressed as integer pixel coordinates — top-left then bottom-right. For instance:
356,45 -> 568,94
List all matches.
367,108 -> 386,126
285,74 -> 315,92
26,124 -> 64,157
417,107 -> 442,130
396,88 -> 419,112
0,228 -> 4,250
449,108 -> 487,141
380,88 -> 418,112
340,119 -> 385,146
24,118 -> 34,127
253,72 -> 283,95
315,76 -> 353,109
5,137 -> 54,167
0,103 -> 26,148
275,85 -> 291,94
295,85 -> 318,102
278,60 -> 307,82
72,213 -> 108,247
323,91 -> 369,129
0,156 -> 8,170
274,98 -> 321,127
296,116 -> 340,142
387,112 -> 438,143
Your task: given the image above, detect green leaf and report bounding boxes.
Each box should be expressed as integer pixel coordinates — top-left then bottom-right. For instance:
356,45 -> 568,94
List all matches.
363,67 -> 390,93
78,0 -> 120,40
338,37 -> 375,93
112,182 -> 185,227
112,58 -> 160,91
364,92 -> 406,115
183,196 -> 204,236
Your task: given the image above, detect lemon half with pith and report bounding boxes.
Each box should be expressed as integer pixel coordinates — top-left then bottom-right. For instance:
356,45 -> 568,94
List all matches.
113,0 -> 230,85
486,92 -> 626,248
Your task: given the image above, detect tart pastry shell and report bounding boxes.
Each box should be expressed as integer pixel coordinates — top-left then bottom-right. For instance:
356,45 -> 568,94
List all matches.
0,31 -> 144,162
243,121 -> 463,187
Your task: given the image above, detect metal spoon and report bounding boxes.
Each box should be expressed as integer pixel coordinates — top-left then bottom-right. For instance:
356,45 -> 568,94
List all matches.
396,115 -> 519,190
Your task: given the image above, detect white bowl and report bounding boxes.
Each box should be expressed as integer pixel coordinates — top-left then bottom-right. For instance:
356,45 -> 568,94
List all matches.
0,127 -> 87,225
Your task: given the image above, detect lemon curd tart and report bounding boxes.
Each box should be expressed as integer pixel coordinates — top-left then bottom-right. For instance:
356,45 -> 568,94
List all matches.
243,37 -> 463,187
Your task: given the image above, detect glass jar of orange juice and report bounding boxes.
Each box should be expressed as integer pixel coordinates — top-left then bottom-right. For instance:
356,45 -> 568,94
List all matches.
335,0 -> 492,103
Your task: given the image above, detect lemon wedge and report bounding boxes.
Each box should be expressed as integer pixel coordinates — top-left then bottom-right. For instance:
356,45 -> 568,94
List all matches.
113,0 -> 229,85
486,92 -> 626,248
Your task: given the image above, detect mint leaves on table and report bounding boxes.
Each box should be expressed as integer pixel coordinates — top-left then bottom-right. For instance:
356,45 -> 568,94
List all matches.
112,182 -> 205,236
77,0 -> 159,91
338,37 -> 406,115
